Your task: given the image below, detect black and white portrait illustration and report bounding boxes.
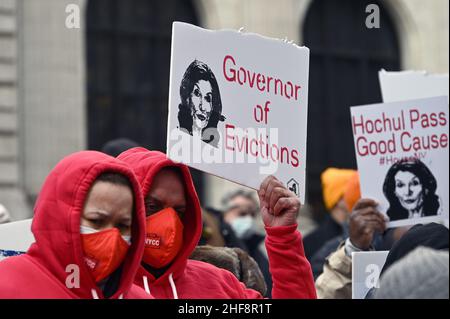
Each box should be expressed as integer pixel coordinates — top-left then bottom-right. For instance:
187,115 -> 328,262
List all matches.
382,159 -> 441,221
177,60 -> 225,148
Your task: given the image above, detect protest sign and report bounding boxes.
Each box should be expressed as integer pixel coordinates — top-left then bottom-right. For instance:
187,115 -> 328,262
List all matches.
351,96 -> 449,228
0,219 -> 34,261
379,70 -> 449,103
352,251 -> 389,299
166,22 -> 309,202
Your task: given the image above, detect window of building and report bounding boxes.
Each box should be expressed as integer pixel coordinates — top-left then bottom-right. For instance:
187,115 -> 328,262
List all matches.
303,0 -> 400,215
86,0 -> 204,196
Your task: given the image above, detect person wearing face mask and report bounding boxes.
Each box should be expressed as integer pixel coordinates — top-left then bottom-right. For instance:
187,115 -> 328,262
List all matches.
0,151 -> 151,299
222,190 -> 273,297
222,190 -> 260,238
118,147 -> 316,299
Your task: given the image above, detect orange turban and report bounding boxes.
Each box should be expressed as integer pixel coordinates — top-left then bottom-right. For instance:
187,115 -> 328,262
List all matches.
344,172 -> 361,212
321,168 -> 357,211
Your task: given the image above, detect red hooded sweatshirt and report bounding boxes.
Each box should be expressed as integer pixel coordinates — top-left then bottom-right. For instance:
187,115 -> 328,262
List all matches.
118,147 -> 317,299
0,151 -> 152,299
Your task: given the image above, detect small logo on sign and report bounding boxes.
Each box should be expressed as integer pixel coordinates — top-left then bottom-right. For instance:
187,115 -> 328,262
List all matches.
145,233 -> 161,249
287,178 -> 300,197
365,263 -> 381,289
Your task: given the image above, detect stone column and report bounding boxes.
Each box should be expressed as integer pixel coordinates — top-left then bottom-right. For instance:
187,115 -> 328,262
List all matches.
0,0 -> 30,221
19,0 -> 87,202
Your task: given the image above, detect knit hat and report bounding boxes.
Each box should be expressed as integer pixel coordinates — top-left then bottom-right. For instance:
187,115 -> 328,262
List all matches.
381,222 -> 449,275
321,168 -> 357,211
101,138 -> 139,157
344,172 -> 361,211
374,247 -> 449,299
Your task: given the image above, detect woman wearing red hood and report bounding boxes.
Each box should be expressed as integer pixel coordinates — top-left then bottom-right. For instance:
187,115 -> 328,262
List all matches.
118,147 -> 316,299
0,151 -> 151,299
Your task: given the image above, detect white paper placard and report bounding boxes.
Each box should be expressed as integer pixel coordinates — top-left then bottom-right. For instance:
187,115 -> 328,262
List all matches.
0,219 -> 34,260
351,96 -> 449,228
352,251 -> 389,299
379,70 -> 449,103
166,22 -> 309,201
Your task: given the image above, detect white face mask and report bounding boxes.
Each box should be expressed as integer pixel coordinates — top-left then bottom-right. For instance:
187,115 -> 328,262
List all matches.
80,225 -> 132,245
230,215 -> 254,238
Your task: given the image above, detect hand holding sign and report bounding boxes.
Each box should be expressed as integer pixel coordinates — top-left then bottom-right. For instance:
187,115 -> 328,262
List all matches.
349,199 -> 388,250
351,96 -> 449,228
258,175 -> 300,227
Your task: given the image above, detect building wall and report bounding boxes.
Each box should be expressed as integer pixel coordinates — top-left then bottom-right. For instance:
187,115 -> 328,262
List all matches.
0,0 -> 87,220
390,0 -> 449,73
0,0 -> 29,220
19,0 -> 87,200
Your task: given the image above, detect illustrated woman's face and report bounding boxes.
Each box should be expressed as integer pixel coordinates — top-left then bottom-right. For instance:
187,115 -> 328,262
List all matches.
190,80 -> 212,130
394,171 -> 424,211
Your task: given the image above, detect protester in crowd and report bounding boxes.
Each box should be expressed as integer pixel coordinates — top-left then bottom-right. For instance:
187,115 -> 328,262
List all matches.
0,151 -> 151,299
309,173 -> 405,280
303,168 -> 357,259
118,147 -> 316,299
310,172 -> 361,279
383,159 -> 441,221
202,206 -> 249,252
0,204 -> 11,224
101,138 -> 139,157
221,189 -> 272,296
195,202 -> 272,295
315,198 -> 388,299
222,190 -> 259,238
374,246 -> 449,299
190,245 -> 267,296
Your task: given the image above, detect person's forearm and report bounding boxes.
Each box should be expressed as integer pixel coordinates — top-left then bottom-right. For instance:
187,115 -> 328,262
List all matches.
265,224 -> 317,299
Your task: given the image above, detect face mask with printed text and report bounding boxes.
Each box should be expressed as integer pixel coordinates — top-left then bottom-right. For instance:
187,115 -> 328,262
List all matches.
80,225 -> 130,283
142,207 -> 184,269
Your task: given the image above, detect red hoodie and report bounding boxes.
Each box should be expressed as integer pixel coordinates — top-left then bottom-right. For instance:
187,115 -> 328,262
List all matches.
0,151 -> 152,299
118,147 -> 317,299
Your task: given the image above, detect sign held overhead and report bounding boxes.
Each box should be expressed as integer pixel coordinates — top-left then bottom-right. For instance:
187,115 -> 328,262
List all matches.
166,22 -> 310,202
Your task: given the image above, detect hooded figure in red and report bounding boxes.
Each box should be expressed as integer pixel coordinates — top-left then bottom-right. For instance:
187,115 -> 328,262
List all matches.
118,147 -> 316,299
0,151 -> 151,299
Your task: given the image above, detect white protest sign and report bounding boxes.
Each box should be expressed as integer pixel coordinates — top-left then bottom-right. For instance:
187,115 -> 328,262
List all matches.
351,96 -> 449,228
352,251 -> 389,299
166,22 -> 309,202
0,219 -> 34,261
379,70 -> 449,103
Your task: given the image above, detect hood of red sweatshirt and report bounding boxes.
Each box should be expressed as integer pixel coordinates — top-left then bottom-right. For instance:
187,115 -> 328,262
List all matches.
117,148 -> 202,285
27,151 -> 146,299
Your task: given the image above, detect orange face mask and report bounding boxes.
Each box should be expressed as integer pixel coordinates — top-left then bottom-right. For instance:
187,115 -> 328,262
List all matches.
81,227 -> 130,283
142,207 -> 184,269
